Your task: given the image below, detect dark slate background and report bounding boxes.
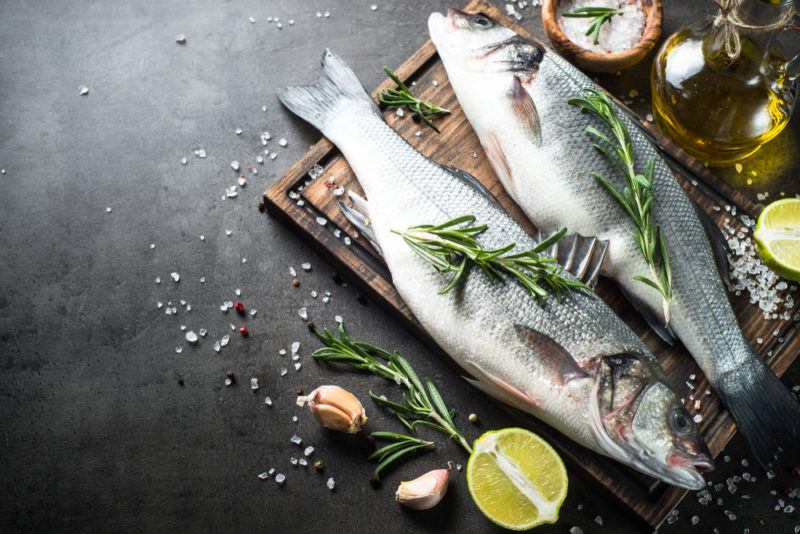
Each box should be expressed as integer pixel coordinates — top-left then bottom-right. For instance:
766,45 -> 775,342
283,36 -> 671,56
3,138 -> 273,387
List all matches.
1,1 -> 799,532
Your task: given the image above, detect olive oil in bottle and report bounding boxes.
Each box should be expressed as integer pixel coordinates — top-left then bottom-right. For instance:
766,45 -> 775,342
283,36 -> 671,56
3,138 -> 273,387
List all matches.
651,0 -> 798,165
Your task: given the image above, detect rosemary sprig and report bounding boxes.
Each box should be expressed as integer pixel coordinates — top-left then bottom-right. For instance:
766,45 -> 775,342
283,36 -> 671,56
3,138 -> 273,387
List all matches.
312,323 -> 473,456
368,431 -> 434,481
378,66 -> 450,132
392,215 -> 587,303
568,88 -> 673,323
562,6 -> 626,45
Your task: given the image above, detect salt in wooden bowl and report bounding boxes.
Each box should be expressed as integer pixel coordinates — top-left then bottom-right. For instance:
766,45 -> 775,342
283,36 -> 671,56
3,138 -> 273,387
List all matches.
542,0 -> 663,73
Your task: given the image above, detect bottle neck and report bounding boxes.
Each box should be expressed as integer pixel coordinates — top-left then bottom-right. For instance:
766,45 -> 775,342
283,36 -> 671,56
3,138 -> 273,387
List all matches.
733,0 -> 794,48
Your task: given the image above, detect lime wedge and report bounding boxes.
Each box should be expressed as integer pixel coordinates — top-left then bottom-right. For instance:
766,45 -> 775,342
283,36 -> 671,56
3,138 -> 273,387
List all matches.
754,198 -> 800,281
466,428 -> 568,531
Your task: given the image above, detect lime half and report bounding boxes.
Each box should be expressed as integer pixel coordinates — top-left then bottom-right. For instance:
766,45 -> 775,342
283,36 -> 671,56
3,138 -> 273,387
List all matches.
466,428 -> 568,531
754,198 -> 800,281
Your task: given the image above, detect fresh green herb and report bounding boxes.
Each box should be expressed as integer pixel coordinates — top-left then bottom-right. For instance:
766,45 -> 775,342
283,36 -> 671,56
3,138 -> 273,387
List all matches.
378,66 -> 450,132
568,88 -> 673,323
392,215 -> 587,303
312,323 -> 473,457
562,6 -> 626,45
368,432 -> 434,481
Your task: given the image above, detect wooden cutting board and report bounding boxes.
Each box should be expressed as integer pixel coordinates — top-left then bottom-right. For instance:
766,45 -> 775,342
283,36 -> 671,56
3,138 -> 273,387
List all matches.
264,0 -> 800,527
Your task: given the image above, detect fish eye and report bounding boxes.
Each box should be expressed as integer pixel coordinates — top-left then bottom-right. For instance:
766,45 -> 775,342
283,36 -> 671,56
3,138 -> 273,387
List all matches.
669,406 -> 693,434
473,15 -> 492,28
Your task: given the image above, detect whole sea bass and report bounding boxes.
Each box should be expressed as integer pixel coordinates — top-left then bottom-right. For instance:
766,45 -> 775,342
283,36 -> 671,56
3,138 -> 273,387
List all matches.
279,49 -> 711,488
429,8 -> 800,467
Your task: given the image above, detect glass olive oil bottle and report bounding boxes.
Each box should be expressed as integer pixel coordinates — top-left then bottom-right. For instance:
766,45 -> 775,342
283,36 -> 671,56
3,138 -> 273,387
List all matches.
651,0 -> 798,165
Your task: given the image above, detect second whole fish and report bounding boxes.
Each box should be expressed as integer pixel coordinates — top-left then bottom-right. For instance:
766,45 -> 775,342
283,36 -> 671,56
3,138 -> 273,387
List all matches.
429,8 -> 800,468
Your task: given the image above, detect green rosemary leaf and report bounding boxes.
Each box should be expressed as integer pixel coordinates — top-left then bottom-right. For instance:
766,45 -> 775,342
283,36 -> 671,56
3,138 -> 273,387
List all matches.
369,391 -> 416,416
426,379 -> 455,427
373,442 -> 434,481
378,66 -> 450,132
392,354 -> 429,404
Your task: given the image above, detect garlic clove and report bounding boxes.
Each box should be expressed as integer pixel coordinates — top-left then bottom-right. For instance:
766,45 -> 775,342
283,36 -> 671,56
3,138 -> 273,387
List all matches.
395,468 -> 450,510
304,385 -> 367,433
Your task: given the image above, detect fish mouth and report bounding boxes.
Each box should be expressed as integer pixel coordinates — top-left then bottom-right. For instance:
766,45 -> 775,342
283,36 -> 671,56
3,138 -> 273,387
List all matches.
428,8 -> 468,40
588,371 -> 710,490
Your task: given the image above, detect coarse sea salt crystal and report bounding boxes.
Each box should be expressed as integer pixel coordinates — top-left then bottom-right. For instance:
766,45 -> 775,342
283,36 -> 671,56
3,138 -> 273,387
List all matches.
327,477 -> 335,490
275,473 -> 285,485
291,341 -> 300,353
298,307 -> 308,320
557,0 -> 645,53
186,331 -> 198,344
290,434 -> 302,445
251,378 -> 259,391
264,396 -> 273,406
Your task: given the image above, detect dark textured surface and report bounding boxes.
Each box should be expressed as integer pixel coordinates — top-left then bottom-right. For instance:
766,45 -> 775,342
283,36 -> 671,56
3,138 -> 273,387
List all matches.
1,1 -> 798,533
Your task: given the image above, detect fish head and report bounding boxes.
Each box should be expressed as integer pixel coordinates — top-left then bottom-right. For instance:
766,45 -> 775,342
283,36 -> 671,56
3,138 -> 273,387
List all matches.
428,9 -> 543,77
591,355 -> 712,490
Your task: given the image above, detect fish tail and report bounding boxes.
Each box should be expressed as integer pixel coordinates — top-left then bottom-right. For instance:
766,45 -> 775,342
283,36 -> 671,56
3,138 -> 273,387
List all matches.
277,49 -> 378,133
717,358 -> 800,469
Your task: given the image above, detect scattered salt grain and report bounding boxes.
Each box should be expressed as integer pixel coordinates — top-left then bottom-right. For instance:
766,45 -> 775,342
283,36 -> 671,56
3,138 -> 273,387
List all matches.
291,341 -> 300,353
304,446 -> 315,457
316,216 -> 327,226
370,4 -> 378,10
258,471 -> 270,480
275,473 -> 285,485
175,33 -> 186,44
279,138 -> 288,147
231,160 -> 240,171
175,346 -> 183,354
290,434 -> 302,446
220,335 -> 230,347
327,477 -> 335,490
79,85 -> 89,96
298,307 -> 308,320
185,331 -> 198,344
265,396 -> 273,406
251,378 -> 259,391
170,272 -> 180,283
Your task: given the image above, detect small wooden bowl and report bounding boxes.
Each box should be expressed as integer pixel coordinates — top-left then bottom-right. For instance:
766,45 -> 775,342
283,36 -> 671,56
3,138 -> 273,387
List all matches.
541,0 -> 663,73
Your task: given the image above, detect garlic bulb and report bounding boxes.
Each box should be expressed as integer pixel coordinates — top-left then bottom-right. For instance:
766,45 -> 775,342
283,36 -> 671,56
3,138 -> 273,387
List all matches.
395,468 -> 450,510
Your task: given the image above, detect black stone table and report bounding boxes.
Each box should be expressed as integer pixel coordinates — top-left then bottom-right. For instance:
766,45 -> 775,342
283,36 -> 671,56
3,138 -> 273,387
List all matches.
1,1 -> 798,532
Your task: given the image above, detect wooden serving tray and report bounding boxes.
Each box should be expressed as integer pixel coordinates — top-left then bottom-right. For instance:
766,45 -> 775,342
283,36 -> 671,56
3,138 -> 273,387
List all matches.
264,0 -> 800,527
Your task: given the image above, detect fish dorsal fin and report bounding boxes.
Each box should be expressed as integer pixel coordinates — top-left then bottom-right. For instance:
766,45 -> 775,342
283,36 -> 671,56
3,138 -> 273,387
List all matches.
443,165 -> 498,204
514,324 -> 588,385
336,192 -> 383,256
508,75 -> 542,146
536,228 -> 608,288
693,202 -> 732,289
617,284 -> 677,345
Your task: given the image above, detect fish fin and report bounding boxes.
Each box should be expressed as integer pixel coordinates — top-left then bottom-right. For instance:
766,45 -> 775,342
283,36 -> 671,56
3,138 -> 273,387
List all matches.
508,75 -> 542,146
483,131 -> 516,196
442,165 -> 498,204
336,197 -> 383,256
536,228 -> 608,288
463,361 -> 540,410
693,203 -> 732,289
514,324 -> 588,384
277,49 -> 378,133
463,376 -> 536,414
617,284 -> 677,345
717,358 -> 800,469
